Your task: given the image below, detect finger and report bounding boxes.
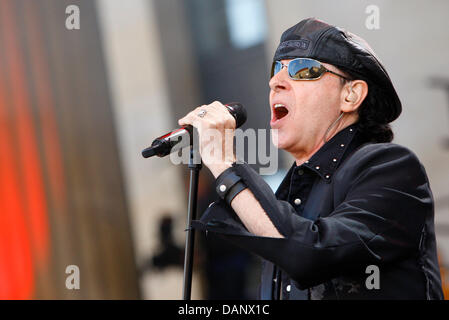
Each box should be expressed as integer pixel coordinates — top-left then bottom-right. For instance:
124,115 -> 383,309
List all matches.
179,112 -> 207,129
178,107 -> 203,126
210,101 -> 237,128
178,115 -> 192,126
178,103 -> 228,127
209,101 -> 228,115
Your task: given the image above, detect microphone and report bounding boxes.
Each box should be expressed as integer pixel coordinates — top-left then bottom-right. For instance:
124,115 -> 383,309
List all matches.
142,102 -> 247,158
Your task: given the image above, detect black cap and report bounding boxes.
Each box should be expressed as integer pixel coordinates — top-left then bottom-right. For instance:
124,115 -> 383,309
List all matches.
273,18 -> 401,123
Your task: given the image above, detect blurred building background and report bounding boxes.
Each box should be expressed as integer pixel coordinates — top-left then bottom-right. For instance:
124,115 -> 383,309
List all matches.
0,0 -> 448,299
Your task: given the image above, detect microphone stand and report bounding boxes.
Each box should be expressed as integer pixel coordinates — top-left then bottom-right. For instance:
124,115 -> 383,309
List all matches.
182,146 -> 201,300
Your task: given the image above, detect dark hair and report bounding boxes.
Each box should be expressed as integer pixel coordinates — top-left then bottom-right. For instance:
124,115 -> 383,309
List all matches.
340,76 -> 394,143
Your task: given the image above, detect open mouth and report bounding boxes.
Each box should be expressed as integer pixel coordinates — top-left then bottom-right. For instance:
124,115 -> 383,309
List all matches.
273,103 -> 289,121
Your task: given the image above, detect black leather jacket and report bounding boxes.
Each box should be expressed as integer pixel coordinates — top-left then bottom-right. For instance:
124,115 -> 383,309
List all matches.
193,124 -> 443,299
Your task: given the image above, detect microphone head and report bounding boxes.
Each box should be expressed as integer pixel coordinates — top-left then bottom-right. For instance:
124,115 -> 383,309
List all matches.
225,102 -> 247,128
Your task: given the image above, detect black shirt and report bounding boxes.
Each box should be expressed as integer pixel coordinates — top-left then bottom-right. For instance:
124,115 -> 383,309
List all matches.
274,123 -> 366,299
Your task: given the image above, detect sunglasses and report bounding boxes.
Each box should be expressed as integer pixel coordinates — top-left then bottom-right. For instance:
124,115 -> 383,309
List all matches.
271,58 -> 351,81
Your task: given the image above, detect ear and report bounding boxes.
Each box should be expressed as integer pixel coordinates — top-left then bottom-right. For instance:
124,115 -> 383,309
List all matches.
341,80 -> 368,113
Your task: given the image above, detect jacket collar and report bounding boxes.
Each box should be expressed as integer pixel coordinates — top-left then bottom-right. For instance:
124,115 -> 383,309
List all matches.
301,122 -> 359,183
276,122 -> 362,197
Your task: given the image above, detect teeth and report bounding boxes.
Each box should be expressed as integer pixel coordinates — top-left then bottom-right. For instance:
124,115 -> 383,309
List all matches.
274,104 -> 285,109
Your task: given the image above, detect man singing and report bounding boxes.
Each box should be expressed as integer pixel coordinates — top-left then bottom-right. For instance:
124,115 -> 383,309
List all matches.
179,18 -> 443,299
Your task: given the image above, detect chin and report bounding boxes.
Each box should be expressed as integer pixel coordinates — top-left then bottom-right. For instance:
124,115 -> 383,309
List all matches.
272,131 -> 290,150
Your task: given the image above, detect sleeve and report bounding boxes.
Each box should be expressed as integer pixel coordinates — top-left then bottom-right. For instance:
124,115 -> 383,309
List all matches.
192,143 -> 434,289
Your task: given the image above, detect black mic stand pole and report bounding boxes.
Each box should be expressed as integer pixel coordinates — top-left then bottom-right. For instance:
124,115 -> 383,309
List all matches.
182,146 -> 201,300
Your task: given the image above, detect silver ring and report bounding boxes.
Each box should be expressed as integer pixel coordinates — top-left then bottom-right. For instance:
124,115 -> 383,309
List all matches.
197,109 -> 207,118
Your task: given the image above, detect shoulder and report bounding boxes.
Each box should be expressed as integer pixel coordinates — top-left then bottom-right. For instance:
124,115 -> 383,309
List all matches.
348,143 -> 419,163
344,142 -> 422,167
336,142 -> 429,184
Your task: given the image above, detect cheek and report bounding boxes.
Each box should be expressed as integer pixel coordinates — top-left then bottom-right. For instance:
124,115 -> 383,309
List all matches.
292,82 -> 341,119
290,85 -> 323,121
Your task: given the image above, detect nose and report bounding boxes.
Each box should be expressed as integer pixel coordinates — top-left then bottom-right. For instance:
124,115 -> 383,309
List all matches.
269,68 -> 290,92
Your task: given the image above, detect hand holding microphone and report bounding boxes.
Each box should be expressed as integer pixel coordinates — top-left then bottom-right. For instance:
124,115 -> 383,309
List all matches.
142,101 -> 246,178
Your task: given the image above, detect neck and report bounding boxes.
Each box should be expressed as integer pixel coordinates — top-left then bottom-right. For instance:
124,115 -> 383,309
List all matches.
293,113 -> 358,166
294,143 -> 323,166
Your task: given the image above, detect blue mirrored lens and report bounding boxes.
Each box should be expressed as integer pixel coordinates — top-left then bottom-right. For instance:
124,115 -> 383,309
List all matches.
288,59 -> 324,80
